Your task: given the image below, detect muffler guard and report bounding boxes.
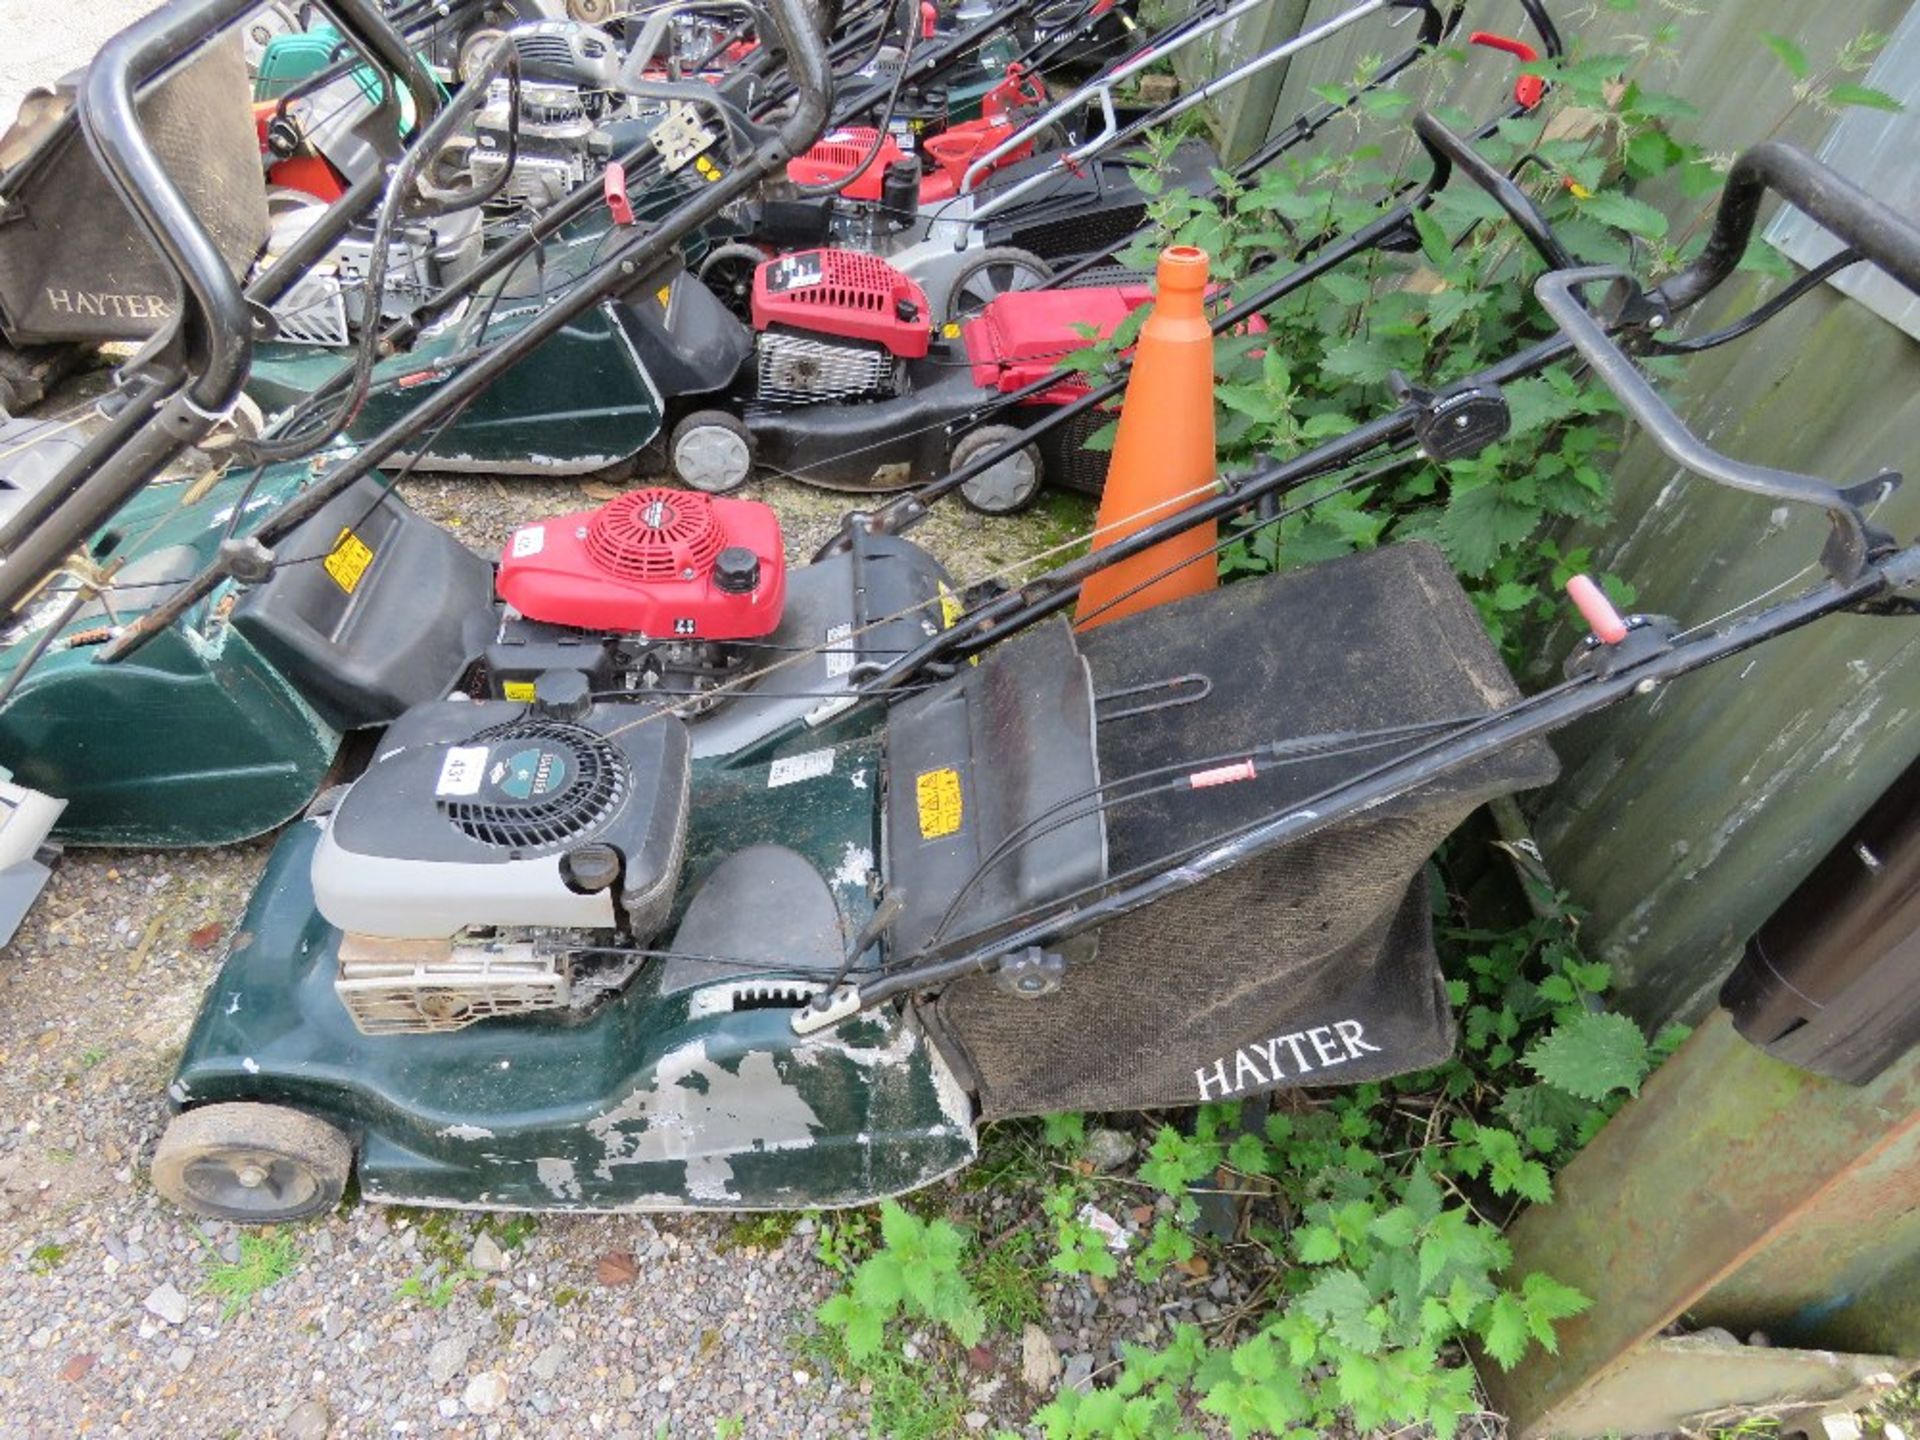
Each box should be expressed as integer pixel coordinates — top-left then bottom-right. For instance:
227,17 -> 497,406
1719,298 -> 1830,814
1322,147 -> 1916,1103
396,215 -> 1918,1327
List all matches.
928,543 -> 1561,1119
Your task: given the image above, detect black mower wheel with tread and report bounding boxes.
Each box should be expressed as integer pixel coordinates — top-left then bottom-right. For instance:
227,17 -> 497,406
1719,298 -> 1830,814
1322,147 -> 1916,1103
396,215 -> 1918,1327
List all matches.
670,410 -> 756,493
697,243 -> 771,323
953,424 -> 1046,514
942,247 -> 1054,326
151,1102 -> 352,1223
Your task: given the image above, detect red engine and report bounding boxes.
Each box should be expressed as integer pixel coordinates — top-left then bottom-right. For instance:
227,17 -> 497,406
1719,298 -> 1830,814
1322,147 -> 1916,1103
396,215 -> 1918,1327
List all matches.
751,249 -> 931,358
495,488 -> 787,641
783,66 -> 1046,203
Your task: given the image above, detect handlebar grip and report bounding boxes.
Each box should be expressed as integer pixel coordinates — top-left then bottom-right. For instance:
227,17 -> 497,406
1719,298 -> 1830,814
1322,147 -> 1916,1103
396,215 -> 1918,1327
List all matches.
1656,141 -> 1920,317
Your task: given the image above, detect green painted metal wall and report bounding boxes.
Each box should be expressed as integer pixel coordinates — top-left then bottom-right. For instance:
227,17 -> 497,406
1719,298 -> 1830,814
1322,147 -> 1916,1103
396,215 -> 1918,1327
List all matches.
1180,0 -> 1920,1025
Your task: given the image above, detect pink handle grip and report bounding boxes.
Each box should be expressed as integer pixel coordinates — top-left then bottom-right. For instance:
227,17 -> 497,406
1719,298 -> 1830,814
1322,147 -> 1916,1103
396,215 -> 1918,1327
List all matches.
1567,574 -> 1629,645
604,163 -> 635,227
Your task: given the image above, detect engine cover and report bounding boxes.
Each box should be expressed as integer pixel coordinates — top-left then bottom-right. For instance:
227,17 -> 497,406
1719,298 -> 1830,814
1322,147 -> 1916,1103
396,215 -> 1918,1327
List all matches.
312,699 -> 692,942
496,488 -> 786,641
752,249 -> 932,359
963,284 -> 1153,400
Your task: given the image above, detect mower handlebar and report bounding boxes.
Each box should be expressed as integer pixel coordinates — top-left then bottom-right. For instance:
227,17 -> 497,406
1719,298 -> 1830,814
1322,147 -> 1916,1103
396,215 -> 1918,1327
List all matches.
1535,266 -> 1895,583
0,0 -> 433,624
1410,110 -> 1573,271
1654,140 -> 1920,315
79,0 -> 263,414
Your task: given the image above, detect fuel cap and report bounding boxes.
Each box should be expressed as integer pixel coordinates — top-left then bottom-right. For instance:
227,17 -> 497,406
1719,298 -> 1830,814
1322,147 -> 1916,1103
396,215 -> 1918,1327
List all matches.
713,546 -> 760,595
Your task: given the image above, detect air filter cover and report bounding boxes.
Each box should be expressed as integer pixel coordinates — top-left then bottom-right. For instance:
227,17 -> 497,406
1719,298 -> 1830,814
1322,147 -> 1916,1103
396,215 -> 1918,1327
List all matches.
496,488 -> 786,640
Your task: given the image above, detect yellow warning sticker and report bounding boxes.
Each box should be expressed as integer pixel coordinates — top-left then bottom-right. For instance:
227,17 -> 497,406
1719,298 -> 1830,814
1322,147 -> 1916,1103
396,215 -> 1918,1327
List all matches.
916,768 -> 964,839
323,528 -> 374,594
941,321 -> 961,339
937,583 -> 978,665
656,283 -> 673,313
502,680 -> 537,702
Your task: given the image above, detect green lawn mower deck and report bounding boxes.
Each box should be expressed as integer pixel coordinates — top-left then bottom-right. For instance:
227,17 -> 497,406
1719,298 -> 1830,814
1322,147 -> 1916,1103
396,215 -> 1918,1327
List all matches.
0,456 -> 488,845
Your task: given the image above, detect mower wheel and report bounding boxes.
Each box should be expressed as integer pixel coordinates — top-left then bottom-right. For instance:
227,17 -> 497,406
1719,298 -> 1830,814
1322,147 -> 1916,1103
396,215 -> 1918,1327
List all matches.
943,247 -> 1053,326
0,344 -> 62,417
152,1103 -> 352,1223
953,425 -> 1045,515
698,243 -> 771,322
670,411 -> 756,493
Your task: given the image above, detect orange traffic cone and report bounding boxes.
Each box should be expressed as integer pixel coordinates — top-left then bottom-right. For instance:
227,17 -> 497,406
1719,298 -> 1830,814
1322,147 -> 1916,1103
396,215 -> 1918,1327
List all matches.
1074,244 -> 1218,631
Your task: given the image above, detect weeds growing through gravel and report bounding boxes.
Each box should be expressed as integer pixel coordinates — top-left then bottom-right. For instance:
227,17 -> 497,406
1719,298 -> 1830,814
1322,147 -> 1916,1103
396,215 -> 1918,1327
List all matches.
27,1241 -> 65,1273
201,1231 -> 301,1321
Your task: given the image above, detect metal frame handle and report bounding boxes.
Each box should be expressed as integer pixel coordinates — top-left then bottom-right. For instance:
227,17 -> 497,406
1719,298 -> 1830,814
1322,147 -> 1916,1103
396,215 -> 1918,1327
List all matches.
0,0 -> 433,621
1656,140 -> 1920,315
1535,266 -> 1892,581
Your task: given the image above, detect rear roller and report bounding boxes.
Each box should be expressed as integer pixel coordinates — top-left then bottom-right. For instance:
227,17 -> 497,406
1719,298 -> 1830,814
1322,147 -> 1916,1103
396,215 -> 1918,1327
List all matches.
152,1102 -> 352,1223
942,247 -> 1054,326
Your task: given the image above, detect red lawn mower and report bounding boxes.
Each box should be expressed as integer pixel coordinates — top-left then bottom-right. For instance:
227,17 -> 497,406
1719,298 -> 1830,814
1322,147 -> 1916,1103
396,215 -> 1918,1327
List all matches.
660,241 -> 1161,510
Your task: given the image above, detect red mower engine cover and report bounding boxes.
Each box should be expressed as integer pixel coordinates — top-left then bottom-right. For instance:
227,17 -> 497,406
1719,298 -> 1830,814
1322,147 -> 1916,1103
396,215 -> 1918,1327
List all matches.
962,285 -> 1155,402
752,249 -> 933,358
785,121 -> 1033,203
496,488 -> 787,641
785,129 -> 913,201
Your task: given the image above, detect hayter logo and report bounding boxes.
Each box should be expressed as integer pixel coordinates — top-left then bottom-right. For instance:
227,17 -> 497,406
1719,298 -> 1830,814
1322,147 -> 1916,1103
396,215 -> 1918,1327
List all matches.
43,288 -> 174,320
1194,1020 -> 1383,1100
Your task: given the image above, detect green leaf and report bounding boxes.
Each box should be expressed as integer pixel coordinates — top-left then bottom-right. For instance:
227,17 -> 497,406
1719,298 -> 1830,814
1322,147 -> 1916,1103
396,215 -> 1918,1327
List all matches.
1519,1270 -> 1591,1350
1295,1225 -> 1342,1264
1042,1112 -> 1087,1150
1480,1292 -> 1532,1370
1320,336 -> 1400,386
1318,270 -> 1373,307
1524,1011 -> 1651,1102
1624,128 -> 1683,178
1369,1205 -> 1419,1249
1440,476 -> 1541,576
1827,82 -> 1903,112
1226,1131 -> 1272,1177
1413,209 -> 1454,269
1300,1268 -> 1386,1353
1759,32 -> 1810,79
1578,190 -> 1670,240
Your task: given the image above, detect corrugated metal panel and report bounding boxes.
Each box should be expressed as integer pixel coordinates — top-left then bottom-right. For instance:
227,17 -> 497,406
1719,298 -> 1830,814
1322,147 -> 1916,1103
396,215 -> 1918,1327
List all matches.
1186,0 -> 1920,1025
1765,6 -> 1920,340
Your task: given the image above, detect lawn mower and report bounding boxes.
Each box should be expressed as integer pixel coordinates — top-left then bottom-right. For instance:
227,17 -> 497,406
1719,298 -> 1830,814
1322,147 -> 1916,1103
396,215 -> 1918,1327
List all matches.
0,0 -> 453,416
753,0 -> 1441,325
0,0 -> 1557,864
225,0 -> 1150,476
235,0 -> 1509,489
143,114 -> 1920,1218
0,0 -> 834,849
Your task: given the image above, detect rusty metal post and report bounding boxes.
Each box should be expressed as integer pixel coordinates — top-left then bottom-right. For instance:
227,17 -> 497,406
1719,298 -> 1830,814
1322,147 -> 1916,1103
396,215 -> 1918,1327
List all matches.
1482,1011 -> 1920,1437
